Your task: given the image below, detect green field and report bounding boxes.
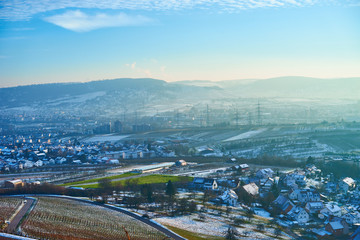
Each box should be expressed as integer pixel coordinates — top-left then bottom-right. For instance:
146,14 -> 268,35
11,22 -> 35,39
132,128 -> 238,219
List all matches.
61,172 -> 140,186
76,174 -> 193,188
165,225 -> 225,240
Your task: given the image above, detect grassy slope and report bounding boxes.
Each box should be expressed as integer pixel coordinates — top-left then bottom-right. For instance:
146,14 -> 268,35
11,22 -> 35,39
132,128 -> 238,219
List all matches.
76,174 -> 193,188
165,225 -> 226,240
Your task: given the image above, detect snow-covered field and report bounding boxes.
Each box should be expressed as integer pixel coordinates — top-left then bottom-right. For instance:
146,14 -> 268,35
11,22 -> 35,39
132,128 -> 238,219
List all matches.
82,134 -> 130,143
223,128 -> 267,142
48,91 -> 106,105
155,215 -> 228,237
254,209 -> 272,219
154,213 -> 292,239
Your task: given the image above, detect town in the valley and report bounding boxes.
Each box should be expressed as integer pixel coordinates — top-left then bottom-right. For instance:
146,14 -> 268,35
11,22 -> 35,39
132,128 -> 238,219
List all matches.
1,118 -> 360,240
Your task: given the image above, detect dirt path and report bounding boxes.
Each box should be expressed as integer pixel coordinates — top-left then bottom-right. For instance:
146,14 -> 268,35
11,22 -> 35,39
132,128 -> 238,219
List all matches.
6,198 -> 34,234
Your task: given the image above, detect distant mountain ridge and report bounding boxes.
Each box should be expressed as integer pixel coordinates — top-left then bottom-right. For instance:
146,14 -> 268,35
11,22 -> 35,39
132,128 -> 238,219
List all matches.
0,76 -> 359,110
178,76 -> 360,99
0,78 -> 221,109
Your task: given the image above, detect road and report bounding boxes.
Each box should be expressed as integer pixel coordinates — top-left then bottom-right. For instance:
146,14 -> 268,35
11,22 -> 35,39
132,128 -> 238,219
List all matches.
5,198 -> 35,234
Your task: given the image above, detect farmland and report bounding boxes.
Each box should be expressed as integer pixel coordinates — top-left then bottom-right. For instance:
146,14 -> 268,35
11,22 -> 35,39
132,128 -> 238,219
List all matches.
0,197 -> 22,221
21,197 -> 167,240
75,174 -> 193,188
61,172 -> 140,186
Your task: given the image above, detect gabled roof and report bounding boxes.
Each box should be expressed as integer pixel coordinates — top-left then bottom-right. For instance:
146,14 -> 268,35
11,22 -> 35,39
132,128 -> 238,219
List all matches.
243,182 -> 259,196
239,164 -> 249,169
257,168 -> 274,175
343,177 -> 355,186
329,221 -> 344,230
325,203 -> 341,213
273,195 -> 288,206
220,190 -> 238,200
306,202 -> 324,208
7,179 -> 22,184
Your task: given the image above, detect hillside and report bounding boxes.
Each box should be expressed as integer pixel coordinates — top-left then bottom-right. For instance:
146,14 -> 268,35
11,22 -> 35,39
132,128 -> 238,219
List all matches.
0,77 -> 359,117
180,76 -> 360,99
0,78 -> 222,109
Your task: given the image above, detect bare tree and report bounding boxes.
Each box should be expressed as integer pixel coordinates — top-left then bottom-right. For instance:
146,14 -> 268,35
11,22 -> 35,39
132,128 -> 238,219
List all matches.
225,226 -> 238,240
274,228 -> 282,237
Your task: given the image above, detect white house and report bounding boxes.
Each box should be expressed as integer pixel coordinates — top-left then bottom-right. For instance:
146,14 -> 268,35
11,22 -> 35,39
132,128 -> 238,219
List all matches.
305,202 -> 324,214
283,175 -> 296,187
339,177 -> 356,193
175,159 -> 187,166
261,178 -> 274,190
191,178 -> 218,190
34,160 -> 43,167
219,189 -> 238,206
108,159 -> 120,164
289,207 -> 310,224
284,173 -> 306,186
239,164 -> 249,172
320,203 -> 342,218
344,211 -> 360,225
23,160 -> 34,168
289,189 -> 320,203
256,168 -> 274,179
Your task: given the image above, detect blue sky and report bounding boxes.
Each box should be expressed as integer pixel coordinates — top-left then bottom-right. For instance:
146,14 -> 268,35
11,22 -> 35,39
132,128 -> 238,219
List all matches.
0,0 -> 359,87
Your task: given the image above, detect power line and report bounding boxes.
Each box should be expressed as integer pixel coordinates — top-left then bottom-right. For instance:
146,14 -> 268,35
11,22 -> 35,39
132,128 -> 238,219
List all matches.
235,109 -> 240,127
257,101 -> 262,126
206,104 -> 210,127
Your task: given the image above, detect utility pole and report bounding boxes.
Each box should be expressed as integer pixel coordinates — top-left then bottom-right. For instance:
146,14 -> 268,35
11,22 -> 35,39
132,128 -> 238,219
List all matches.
248,112 -> 252,126
235,109 -> 240,127
206,104 -> 210,127
257,101 -> 262,126
175,110 -> 180,127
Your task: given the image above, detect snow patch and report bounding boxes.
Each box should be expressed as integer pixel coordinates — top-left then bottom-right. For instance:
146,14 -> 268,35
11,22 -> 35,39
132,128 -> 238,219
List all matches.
223,129 -> 267,142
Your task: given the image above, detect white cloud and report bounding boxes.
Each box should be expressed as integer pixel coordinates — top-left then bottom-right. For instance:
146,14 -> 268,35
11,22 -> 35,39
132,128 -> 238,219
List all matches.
125,60 -> 168,79
0,0 -> 356,21
44,10 -> 152,32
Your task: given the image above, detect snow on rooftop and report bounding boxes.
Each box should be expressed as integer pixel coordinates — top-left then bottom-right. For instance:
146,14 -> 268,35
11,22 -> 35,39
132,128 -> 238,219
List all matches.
325,203 -> 341,213
243,183 -> 259,196
329,221 -> 343,230
343,177 -> 355,186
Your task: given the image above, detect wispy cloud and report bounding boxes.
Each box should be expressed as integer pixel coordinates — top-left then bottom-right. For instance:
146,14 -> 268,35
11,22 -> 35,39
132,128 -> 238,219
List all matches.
1,0 -> 357,21
124,60 -> 169,79
44,10 -> 152,32
10,27 -> 35,31
0,36 -> 27,41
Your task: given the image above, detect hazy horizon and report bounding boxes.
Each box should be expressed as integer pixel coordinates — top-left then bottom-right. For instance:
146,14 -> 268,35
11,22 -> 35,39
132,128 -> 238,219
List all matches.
1,75 -> 360,89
